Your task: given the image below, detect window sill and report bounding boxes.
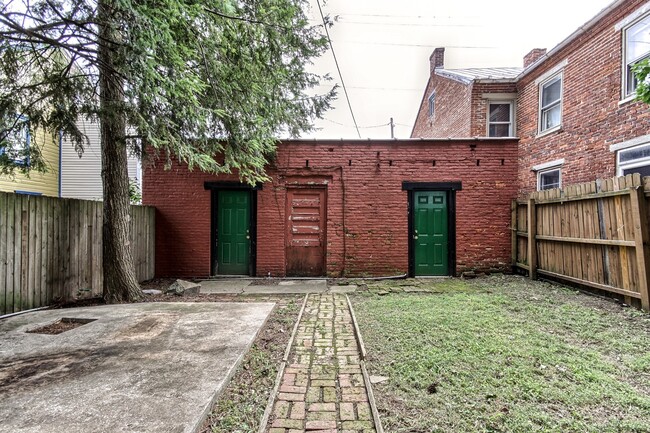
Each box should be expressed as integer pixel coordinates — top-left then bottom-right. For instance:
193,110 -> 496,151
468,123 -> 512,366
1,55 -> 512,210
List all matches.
536,125 -> 562,138
618,94 -> 639,106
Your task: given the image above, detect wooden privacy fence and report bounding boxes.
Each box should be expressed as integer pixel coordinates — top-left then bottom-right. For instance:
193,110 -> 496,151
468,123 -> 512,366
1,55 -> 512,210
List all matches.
513,174 -> 650,310
0,192 -> 155,315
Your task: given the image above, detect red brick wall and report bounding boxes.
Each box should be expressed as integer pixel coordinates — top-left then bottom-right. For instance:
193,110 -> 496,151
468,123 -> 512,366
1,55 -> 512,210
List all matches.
411,75 -> 473,138
517,0 -> 650,194
143,139 -> 518,278
471,82 -> 519,137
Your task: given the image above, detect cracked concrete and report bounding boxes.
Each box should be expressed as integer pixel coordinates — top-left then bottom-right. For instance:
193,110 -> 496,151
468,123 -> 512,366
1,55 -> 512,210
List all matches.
0,302 -> 274,433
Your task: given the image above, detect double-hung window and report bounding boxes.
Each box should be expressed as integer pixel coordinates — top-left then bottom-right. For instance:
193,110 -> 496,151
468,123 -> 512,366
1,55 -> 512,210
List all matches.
428,92 -> 435,118
0,115 -> 30,166
488,102 -> 513,137
539,73 -> 562,133
617,142 -> 650,177
623,15 -> 650,97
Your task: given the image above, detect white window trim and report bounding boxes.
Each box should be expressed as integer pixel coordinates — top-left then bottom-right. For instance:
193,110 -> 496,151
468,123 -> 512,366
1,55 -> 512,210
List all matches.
615,1 -> 650,31
532,158 -> 565,172
533,59 -> 568,85
609,134 -> 650,152
427,92 -> 435,119
537,167 -> 562,191
533,159 -> 564,191
481,92 -> 518,100
538,72 -> 563,135
621,12 -> 650,99
486,100 -> 515,137
616,141 -> 650,176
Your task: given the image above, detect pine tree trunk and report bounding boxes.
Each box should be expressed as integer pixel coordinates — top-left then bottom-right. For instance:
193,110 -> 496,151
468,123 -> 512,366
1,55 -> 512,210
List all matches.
98,0 -> 142,303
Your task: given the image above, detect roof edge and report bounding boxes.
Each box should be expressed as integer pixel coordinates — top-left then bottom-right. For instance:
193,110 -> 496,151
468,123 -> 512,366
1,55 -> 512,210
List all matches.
282,137 -> 519,143
517,0 -> 625,80
435,69 -> 474,85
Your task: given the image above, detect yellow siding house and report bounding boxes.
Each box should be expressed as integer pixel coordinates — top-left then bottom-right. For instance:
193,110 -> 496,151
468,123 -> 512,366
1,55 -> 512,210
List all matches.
0,127 -> 60,197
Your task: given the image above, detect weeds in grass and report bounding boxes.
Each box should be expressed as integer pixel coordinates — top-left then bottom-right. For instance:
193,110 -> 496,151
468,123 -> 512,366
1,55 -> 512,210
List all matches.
353,276 -> 650,433
203,299 -> 300,433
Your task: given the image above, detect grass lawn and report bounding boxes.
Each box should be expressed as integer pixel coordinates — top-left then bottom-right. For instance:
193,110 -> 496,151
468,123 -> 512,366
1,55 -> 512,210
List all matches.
352,275 -> 650,433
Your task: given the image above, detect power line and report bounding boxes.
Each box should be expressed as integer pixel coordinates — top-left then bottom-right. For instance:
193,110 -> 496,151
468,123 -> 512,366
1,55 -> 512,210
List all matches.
338,40 -> 498,49
316,84 -> 422,92
324,119 -> 389,129
329,12 -> 480,20
334,19 -> 483,28
316,0 -> 361,138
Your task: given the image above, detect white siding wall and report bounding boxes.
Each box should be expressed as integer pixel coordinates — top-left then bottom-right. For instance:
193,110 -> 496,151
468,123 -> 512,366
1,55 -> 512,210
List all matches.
61,119 -> 141,200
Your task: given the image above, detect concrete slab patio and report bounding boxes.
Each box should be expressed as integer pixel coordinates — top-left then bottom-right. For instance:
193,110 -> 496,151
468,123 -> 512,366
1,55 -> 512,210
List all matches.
0,302 -> 274,433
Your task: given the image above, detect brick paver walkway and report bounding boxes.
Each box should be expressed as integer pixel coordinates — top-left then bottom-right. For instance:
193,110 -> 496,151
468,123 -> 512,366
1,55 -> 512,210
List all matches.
267,294 -> 377,433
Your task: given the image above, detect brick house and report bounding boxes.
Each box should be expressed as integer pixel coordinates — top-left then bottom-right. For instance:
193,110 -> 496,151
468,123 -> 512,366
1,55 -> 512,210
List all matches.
143,139 -> 517,278
412,0 -> 650,194
411,47 -> 521,139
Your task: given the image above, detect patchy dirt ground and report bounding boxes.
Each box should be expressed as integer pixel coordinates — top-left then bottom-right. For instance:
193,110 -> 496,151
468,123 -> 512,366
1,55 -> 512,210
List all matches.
199,296 -> 302,433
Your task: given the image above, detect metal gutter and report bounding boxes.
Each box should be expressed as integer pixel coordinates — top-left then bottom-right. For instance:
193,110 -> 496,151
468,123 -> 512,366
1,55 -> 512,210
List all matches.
516,0 -> 625,81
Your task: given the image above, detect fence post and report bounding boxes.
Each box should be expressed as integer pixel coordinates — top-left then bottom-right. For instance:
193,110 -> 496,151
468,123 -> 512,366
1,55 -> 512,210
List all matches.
629,187 -> 650,311
527,198 -> 537,280
511,200 -> 517,268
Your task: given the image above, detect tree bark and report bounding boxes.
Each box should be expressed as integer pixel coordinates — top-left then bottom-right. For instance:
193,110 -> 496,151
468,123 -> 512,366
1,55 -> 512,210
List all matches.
98,0 -> 142,303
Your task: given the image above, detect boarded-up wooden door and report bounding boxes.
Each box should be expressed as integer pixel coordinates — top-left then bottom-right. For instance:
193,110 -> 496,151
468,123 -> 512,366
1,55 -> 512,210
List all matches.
286,188 -> 326,276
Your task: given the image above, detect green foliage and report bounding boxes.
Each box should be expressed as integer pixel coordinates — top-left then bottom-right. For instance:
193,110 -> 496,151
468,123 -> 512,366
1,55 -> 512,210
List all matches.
128,179 -> 142,204
0,0 -> 335,183
634,59 -> 650,104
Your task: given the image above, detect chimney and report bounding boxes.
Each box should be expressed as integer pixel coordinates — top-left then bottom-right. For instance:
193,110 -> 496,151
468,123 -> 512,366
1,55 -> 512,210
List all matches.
523,48 -> 547,68
430,47 -> 445,74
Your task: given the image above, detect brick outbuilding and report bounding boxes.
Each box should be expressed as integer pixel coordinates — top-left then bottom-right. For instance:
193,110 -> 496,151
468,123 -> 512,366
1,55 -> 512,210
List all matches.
143,139 -> 517,278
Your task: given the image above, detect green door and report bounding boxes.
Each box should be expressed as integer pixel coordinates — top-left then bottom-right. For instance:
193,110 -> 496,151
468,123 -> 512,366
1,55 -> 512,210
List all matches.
414,191 -> 449,276
217,190 -> 250,275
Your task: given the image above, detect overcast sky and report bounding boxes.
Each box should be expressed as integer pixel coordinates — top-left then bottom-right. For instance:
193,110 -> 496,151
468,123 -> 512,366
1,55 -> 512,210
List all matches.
300,0 -> 614,139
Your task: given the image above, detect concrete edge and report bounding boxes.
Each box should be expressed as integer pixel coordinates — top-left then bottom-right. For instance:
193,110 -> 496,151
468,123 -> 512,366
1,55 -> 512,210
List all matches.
283,294 -> 309,363
347,294 -> 384,433
345,294 -> 367,361
190,302 -> 276,433
360,360 -> 385,433
258,294 -> 309,433
0,306 -> 49,320
257,361 -> 286,433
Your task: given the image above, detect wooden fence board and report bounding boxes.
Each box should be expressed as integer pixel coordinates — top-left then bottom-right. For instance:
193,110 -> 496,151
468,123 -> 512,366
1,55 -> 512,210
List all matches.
0,193 -> 155,314
0,192 -> 6,315
513,175 -> 650,311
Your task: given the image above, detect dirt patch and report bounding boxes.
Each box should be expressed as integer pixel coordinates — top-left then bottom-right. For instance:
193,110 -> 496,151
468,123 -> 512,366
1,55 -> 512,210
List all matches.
200,296 -> 302,433
0,346 -> 120,394
27,318 -> 96,335
248,278 -> 280,286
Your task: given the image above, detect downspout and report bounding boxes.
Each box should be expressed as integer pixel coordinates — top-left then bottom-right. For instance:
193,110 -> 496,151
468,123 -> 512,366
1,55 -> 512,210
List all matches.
58,130 -> 63,197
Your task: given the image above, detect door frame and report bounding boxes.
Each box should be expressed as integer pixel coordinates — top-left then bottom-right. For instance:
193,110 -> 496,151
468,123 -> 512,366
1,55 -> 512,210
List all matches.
285,185 -> 328,277
402,181 -> 461,277
204,181 -> 261,276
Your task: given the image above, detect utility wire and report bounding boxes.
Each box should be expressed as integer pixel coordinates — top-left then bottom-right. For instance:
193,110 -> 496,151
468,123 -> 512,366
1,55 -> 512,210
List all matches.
339,40 -> 498,49
328,12 -> 480,20
332,19 -> 482,28
316,0 -> 361,139
317,84 -> 422,92
324,119 -> 389,129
